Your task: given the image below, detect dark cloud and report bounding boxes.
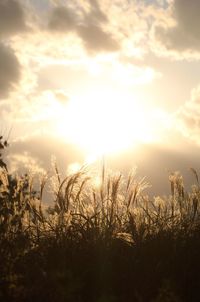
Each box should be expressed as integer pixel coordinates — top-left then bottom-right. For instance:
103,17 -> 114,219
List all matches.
86,0 -> 108,24
4,133 -> 200,197
77,24 -> 119,52
6,135 -> 85,175
173,0 -> 200,37
153,0 -> 200,54
0,43 -> 21,99
48,6 -> 77,32
48,3 -> 119,53
107,142 -> 200,196
0,0 -> 26,98
0,0 -> 27,37
4,135 -> 85,203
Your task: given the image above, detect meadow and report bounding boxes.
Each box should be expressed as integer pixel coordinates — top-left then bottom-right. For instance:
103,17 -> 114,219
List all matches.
1,136 -> 200,302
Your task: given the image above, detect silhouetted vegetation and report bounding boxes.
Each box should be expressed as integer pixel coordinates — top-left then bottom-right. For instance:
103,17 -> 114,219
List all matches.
1,136 -> 200,301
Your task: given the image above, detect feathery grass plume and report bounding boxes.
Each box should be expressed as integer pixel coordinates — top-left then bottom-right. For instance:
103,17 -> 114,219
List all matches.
190,167 -> 199,186
2,138 -> 200,301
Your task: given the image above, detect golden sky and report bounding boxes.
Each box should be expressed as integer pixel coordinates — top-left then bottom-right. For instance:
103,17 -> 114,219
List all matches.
1,0 -> 200,194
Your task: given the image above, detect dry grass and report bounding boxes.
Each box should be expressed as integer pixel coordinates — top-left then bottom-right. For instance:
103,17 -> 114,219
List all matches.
1,137 -> 200,301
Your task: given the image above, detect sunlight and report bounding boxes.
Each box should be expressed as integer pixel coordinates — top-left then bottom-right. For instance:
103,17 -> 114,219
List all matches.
56,89 -> 155,157
67,162 -> 82,174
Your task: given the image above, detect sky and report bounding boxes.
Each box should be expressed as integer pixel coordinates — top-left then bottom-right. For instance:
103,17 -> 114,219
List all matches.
1,0 -> 200,195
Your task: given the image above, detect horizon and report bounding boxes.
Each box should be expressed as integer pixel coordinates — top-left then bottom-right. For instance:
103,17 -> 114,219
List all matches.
1,0 -> 200,195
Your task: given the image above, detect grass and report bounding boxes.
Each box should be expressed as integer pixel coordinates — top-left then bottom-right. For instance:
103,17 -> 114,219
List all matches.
1,136 -> 200,301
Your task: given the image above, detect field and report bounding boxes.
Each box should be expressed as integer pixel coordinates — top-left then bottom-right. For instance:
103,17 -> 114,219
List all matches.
1,137 -> 200,302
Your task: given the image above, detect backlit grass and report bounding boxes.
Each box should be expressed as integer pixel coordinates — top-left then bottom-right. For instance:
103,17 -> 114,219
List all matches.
1,136 -> 200,302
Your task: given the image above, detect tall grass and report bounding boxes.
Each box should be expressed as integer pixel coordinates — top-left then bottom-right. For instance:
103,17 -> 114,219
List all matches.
1,136 -> 200,301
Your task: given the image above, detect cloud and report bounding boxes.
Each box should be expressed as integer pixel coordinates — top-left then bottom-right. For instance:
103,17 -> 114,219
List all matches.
86,0 -> 108,24
0,43 -> 21,98
12,89 -> 70,124
0,0 -> 27,37
48,3 -> 119,53
5,134 -> 85,175
54,90 -> 69,104
6,134 -> 200,197
4,134 -> 86,203
37,59 -> 161,96
176,85 -> 200,143
152,0 -> 200,58
48,6 -> 77,32
76,24 -> 119,52
7,152 -> 45,175
0,1 -> 28,98
106,140 -> 200,196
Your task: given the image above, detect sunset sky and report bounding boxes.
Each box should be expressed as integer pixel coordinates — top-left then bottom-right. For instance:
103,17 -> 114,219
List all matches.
1,0 -> 200,194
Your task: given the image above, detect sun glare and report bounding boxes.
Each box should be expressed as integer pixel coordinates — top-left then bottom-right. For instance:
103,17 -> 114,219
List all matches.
56,89 -> 154,157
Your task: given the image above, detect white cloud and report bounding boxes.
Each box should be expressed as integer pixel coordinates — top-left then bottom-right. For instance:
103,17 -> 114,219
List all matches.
14,90 -> 69,123
6,133 -> 85,175
7,151 -> 45,174
111,62 -> 162,86
176,85 -> 200,144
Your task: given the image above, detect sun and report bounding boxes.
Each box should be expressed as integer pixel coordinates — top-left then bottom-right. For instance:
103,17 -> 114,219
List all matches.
56,89 -> 153,157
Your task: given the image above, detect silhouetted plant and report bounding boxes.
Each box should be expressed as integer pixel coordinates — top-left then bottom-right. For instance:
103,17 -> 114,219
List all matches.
1,137 -> 200,301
